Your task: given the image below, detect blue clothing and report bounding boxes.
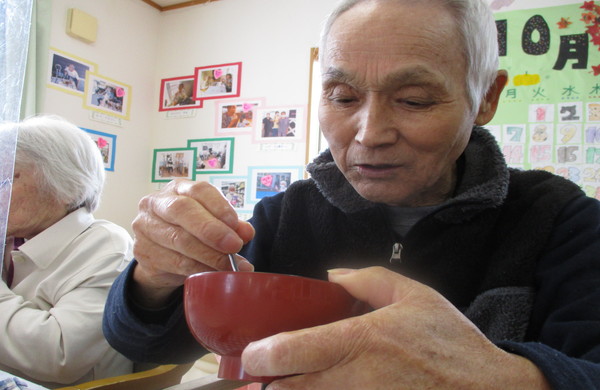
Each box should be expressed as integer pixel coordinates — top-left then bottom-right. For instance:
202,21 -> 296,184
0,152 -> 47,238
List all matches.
103,127 -> 600,388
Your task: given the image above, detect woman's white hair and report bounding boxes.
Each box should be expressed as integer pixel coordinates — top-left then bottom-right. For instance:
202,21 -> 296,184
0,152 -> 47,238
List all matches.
4,114 -> 105,213
319,0 -> 500,116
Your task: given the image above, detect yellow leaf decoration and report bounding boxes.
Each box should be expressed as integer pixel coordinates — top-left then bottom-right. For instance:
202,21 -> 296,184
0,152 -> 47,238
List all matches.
513,72 -> 541,86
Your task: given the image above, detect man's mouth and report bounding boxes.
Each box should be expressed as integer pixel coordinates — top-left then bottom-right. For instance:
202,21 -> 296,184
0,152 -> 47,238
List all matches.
355,163 -> 401,178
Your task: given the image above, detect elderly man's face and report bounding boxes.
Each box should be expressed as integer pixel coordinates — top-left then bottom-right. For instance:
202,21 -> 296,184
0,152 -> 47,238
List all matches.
319,1 -> 477,207
7,162 -> 68,239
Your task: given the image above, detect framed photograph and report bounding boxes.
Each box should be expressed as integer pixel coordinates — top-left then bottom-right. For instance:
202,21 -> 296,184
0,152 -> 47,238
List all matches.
248,166 -> 304,203
193,62 -> 242,101
83,72 -> 132,120
254,106 -> 306,143
47,47 -> 97,96
81,128 -> 117,171
210,176 -> 247,209
151,148 -> 197,182
187,137 -> 234,174
159,75 -> 202,111
214,98 -> 265,135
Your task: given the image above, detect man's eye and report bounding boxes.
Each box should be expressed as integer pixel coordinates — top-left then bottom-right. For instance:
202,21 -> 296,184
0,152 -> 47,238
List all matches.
399,99 -> 433,108
323,84 -> 358,105
329,96 -> 357,104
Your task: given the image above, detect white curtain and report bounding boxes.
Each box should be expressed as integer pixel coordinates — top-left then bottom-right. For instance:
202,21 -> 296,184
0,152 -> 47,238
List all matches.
20,0 -> 51,119
0,0 -> 34,274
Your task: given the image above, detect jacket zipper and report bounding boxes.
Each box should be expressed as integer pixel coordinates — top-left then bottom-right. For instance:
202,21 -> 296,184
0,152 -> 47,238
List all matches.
389,242 -> 403,265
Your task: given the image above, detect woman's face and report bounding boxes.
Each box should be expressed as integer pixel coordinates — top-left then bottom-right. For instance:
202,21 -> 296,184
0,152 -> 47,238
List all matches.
7,161 -> 68,239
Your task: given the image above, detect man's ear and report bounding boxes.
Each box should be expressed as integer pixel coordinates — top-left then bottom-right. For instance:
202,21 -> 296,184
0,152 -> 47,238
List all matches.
475,70 -> 508,126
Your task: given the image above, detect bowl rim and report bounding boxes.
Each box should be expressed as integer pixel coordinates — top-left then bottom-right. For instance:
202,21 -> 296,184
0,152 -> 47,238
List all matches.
185,270 -> 341,287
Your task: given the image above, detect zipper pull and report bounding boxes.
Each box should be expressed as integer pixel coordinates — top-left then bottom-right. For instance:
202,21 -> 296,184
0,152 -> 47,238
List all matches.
389,242 -> 402,265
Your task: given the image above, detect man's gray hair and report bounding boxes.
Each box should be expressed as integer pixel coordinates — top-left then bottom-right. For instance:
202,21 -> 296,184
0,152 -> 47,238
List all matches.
4,114 -> 106,213
319,0 -> 500,116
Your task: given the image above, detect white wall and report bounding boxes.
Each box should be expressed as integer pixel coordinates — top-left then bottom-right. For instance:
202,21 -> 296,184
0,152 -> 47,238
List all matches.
41,0 -> 583,233
149,0 -> 340,176
147,0 -> 584,182
42,0 -> 161,233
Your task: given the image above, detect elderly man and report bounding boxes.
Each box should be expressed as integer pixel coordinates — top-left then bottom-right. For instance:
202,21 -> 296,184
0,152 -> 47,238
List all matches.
103,0 -> 600,389
1,115 -> 133,387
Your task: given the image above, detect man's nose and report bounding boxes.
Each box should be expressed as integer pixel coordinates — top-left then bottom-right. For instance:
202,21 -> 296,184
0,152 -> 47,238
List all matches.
354,95 -> 399,147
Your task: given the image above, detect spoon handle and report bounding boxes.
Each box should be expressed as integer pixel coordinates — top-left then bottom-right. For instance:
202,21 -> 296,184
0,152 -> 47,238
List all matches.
228,253 -> 239,272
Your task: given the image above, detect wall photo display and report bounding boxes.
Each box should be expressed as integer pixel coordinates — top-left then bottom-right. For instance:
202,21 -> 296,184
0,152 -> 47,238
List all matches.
254,106 -> 306,143
82,127 -> 117,171
193,62 -> 242,101
152,147 -> 197,182
214,98 -> 265,135
210,176 -> 247,209
187,137 -> 234,174
48,47 -> 97,96
159,75 -> 202,111
247,166 -> 303,204
83,72 -> 132,120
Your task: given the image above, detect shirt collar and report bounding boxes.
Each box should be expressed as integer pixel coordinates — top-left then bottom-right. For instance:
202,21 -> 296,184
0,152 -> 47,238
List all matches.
18,208 -> 95,269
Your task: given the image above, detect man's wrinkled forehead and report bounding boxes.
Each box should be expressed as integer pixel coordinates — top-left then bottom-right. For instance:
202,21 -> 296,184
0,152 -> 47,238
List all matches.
321,65 -> 447,91
320,1 -> 466,81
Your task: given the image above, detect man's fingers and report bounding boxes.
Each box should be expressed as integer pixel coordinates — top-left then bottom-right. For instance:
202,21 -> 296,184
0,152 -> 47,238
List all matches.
241,267 -> 412,378
133,211 -> 200,260
327,266 -> 421,309
132,180 -> 257,278
133,230 -> 217,277
234,219 -> 256,244
172,179 -> 239,228
141,193 -> 243,254
242,317 -> 368,377
137,181 -> 254,255
132,209 -> 231,271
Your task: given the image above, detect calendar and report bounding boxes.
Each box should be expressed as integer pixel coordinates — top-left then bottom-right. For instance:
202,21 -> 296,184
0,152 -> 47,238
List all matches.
490,3 -> 600,199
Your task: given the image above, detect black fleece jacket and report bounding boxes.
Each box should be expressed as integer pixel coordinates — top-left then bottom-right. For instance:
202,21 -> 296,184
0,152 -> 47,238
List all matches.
104,127 -> 600,388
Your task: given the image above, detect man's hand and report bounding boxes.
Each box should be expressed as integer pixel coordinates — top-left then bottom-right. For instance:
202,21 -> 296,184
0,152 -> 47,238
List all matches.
241,267 -> 551,390
130,179 -> 255,307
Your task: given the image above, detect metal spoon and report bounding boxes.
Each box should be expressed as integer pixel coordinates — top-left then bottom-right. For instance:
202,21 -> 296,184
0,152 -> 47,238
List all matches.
228,253 -> 239,272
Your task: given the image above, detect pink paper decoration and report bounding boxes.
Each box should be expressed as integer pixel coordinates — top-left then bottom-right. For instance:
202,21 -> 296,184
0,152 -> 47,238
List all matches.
260,174 -> 273,187
97,137 -> 108,148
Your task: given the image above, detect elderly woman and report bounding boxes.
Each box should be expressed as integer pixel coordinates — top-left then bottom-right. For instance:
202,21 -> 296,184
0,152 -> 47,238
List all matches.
0,115 -> 133,387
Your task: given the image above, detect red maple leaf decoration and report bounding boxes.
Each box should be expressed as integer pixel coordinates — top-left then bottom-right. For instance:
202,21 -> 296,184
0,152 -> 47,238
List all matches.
592,64 -> 600,76
588,23 -> 600,36
558,17 -> 572,28
582,11 -> 596,23
581,1 -> 596,11
593,34 -> 600,46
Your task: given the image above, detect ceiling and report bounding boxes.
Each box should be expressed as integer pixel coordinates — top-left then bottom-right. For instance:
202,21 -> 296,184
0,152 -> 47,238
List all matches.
140,0 -> 220,12
151,0 -> 188,6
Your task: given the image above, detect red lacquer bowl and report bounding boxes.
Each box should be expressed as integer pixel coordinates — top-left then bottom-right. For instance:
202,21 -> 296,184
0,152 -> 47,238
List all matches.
184,271 -> 367,383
